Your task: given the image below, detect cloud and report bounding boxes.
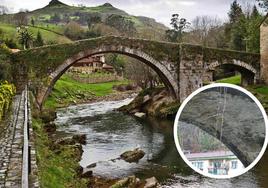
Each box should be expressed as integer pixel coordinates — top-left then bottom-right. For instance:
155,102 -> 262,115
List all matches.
178,1 -> 196,6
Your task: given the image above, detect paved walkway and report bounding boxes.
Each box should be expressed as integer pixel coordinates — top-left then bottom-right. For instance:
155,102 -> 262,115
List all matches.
0,89 -> 39,188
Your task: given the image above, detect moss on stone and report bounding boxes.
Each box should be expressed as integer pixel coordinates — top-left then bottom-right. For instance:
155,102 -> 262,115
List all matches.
180,43 -> 260,69
155,101 -> 180,119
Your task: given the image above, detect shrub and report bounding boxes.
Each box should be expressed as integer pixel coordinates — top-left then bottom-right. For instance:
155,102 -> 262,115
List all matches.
0,81 -> 16,121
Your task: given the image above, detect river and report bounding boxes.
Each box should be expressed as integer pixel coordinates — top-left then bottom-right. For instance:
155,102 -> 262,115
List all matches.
54,98 -> 268,188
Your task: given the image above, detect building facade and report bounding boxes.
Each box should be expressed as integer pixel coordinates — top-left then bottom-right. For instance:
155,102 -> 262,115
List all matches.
69,54 -> 114,74
260,14 -> 268,84
185,150 -> 244,176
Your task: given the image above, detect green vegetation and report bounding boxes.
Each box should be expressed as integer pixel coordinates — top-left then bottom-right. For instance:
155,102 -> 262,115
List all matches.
0,44 -> 12,81
0,81 -> 16,121
216,75 -> 241,85
0,23 -> 71,47
216,75 -> 268,112
44,74 -> 129,109
247,85 -> 268,111
32,118 -> 87,188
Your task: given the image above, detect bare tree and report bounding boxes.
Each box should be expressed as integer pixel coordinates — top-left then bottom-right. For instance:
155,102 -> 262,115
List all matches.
0,5 -> 9,15
124,58 -> 160,89
13,11 -> 28,26
189,15 -> 222,47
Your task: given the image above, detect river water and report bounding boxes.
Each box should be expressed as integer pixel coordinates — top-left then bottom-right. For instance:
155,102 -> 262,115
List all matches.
54,98 -> 268,187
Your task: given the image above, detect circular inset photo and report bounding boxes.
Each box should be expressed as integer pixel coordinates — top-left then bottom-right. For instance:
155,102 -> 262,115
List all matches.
174,83 -> 268,179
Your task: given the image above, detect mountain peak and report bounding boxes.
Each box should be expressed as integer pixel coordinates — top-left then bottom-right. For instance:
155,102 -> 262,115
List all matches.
102,3 -> 114,7
48,0 -> 67,7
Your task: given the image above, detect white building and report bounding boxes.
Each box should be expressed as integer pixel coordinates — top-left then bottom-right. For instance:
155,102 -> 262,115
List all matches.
185,150 -> 244,176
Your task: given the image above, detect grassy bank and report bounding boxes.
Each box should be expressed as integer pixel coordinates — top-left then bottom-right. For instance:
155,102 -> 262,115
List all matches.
216,75 -> 268,110
216,75 -> 241,85
44,74 -> 129,109
32,117 -> 87,188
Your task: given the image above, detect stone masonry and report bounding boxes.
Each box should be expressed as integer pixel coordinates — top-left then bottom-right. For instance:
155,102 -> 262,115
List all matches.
260,15 -> 268,84
0,90 -> 39,187
9,36 -> 260,107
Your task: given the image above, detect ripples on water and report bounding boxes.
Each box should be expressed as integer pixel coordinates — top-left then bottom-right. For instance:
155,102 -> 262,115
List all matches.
55,98 -> 268,187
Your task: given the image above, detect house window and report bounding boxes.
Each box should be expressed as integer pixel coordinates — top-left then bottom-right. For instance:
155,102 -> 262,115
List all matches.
231,161 -> 238,169
192,161 -> 203,170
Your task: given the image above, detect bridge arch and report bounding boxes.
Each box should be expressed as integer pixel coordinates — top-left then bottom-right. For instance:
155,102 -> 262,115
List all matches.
36,45 -> 179,108
205,59 -> 258,86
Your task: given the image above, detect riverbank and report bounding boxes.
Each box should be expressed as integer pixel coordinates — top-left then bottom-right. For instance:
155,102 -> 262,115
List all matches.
32,98 -> 164,188
32,74 -> 268,187
119,87 -> 180,119
119,76 -> 268,119
31,110 -> 88,187
32,75 -> 142,187
44,74 -> 137,109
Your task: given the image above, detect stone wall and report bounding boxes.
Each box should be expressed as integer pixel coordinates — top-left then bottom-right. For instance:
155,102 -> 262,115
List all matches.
260,16 -> 268,84
70,74 -> 123,84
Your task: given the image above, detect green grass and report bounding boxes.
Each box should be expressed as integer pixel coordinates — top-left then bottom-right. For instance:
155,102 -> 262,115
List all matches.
216,75 -> 268,111
216,75 -> 241,85
33,23 -> 66,35
44,74 -> 129,109
32,118 -> 87,188
0,23 -> 71,46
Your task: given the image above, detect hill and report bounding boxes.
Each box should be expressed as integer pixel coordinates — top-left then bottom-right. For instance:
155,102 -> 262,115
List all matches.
0,0 -> 168,46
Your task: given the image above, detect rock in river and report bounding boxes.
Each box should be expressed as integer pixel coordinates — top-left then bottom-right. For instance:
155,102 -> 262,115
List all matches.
72,134 -> 87,145
80,170 -> 93,178
134,112 -> 146,118
144,177 -> 158,188
120,148 -> 145,163
86,162 -> 97,168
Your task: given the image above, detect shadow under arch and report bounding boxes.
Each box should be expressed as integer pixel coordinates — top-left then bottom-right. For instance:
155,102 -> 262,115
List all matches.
36,45 -> 179,108
206,60 -> 258,86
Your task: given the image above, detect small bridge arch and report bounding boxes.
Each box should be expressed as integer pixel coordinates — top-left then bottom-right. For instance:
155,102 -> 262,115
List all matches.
205,59 -> 258,86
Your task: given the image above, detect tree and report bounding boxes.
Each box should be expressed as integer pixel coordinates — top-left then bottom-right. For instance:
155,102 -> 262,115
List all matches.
13,11 -> 28,26
31,17 -> 35,26
165,14 -> 190,42
34,31 -> 44,47
50,13 -> 61,23
87,14 -> 102,29
227,1 -> 247,51
257,0 -> 268,11
105,54 -> 125,76
64,21 -> 85,40
124,58 -> 160,89
228,0 -> 244,24
190,16 -> 222,46
0,5 -> 9,15
105,15 -> 136,37
246,5 -> 262,53
18,27 -> 33,49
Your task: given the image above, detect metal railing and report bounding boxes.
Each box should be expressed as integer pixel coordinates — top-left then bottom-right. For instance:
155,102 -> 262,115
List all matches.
22,86 -> 29,188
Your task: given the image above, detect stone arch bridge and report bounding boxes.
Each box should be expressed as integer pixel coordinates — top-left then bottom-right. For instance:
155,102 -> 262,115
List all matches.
11,36 -> 260,108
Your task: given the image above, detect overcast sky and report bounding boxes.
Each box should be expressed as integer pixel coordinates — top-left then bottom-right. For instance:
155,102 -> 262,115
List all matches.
0,0 -> 261,26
